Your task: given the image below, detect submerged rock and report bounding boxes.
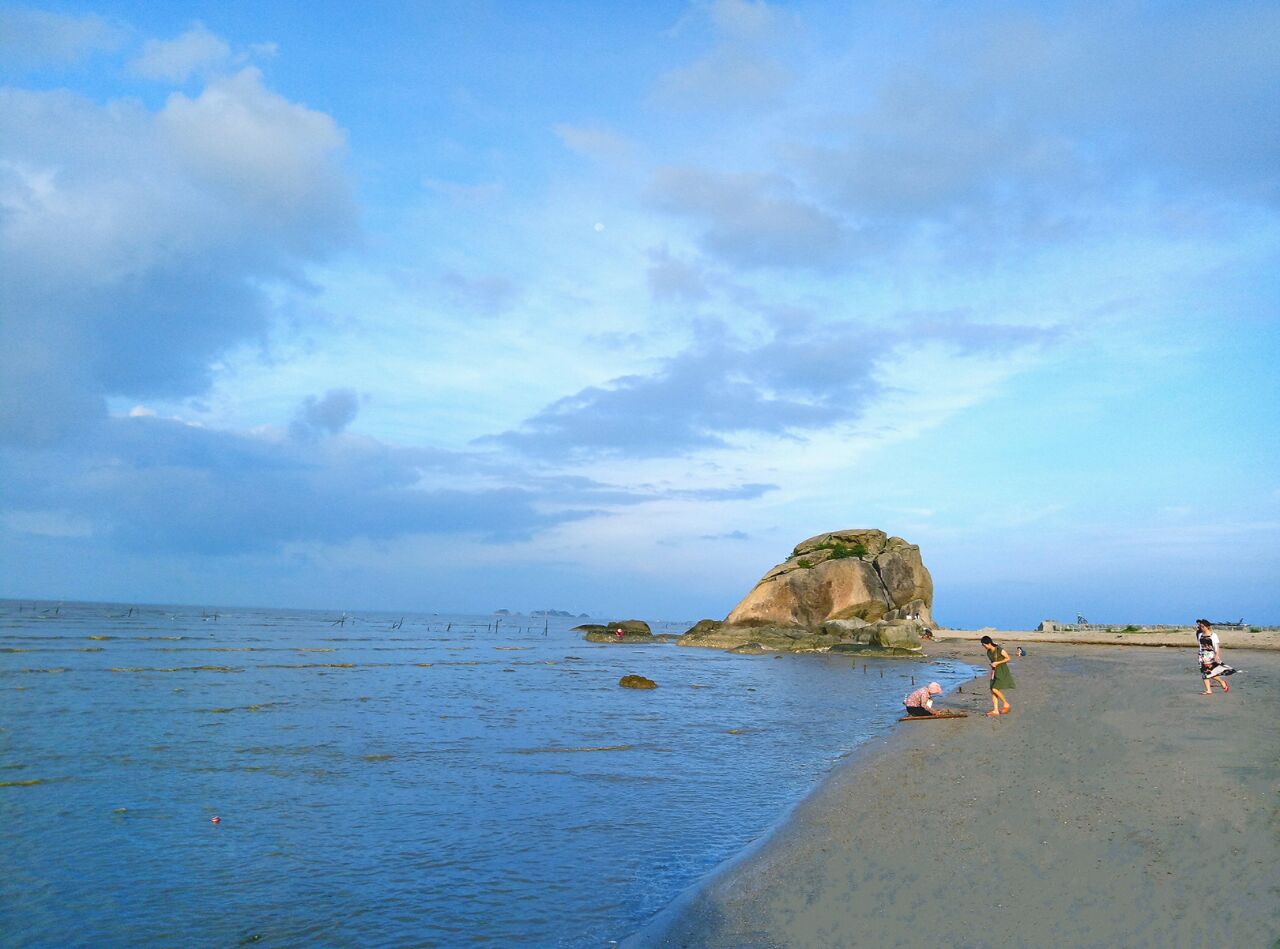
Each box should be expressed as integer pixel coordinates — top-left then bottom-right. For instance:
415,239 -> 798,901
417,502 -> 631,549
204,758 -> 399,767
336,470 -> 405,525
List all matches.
580,619 -> 656,643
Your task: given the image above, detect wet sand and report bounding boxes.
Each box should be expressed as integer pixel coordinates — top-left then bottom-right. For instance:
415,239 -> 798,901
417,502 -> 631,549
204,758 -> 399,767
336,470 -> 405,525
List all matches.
625,640 -> 1280,948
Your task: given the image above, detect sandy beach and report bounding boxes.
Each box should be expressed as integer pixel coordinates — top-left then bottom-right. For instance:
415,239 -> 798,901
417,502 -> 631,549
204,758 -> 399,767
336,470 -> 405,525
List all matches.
626,638 -> 1280,948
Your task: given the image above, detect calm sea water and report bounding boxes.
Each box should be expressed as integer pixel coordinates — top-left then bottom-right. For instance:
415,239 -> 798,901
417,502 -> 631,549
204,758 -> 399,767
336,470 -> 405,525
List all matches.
0,600 -> 975,947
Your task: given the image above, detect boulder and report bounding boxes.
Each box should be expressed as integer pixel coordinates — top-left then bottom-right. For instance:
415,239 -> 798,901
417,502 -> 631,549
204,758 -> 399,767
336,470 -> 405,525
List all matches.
724,529 -> 934,628
820,618 -> 870,636
610,619 -> 652,635
871,619 -> 927,651
683,619 -> 723,637
581,619 -> 655,643
790,632 -> 849,652
619,674 -> 657,689
677,530 -> 934,655
679,622 -> 806,652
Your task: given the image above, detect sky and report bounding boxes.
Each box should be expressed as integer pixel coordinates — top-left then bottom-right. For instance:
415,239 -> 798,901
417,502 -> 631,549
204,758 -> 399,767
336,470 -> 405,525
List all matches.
1,0 -> 1277,627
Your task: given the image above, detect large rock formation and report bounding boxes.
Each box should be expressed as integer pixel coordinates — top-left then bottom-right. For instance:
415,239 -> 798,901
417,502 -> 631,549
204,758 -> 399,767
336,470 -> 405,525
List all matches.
726,529 -> 934,628
679,529 -> 935,655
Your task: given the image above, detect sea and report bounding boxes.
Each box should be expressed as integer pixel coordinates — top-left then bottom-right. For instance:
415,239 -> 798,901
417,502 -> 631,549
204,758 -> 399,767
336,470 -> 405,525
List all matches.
0,599 -> 976,947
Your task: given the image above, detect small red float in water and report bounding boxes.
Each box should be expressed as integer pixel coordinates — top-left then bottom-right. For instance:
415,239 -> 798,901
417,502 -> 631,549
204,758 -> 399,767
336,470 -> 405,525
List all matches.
210,816 -> 221,823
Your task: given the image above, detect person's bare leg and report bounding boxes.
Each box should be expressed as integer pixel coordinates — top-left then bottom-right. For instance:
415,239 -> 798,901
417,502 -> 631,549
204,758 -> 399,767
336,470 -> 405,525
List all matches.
1218,676 -> 1231,693
988,688 -> 1004,716
994,687 -> 1010,713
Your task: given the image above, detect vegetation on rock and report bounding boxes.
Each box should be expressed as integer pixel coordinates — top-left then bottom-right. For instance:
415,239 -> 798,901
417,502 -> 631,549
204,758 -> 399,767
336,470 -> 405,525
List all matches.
806,540 -> 869,559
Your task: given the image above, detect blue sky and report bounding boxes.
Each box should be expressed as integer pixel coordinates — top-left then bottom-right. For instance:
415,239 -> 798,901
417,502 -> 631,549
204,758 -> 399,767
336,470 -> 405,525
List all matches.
1,0 -> 1277,626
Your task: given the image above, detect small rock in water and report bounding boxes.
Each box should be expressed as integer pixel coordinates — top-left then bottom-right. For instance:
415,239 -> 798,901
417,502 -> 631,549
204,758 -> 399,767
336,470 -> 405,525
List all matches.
619,674 -> 657,689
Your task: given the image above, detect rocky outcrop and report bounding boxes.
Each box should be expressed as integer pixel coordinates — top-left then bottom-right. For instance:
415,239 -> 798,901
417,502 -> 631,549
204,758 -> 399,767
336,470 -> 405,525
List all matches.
578,620 -> 655,643
826,619 -> 929,655
678,530 -> 936,656
680,617 -> 929,656
724,530 -> 934,628
619,674 -> 657,689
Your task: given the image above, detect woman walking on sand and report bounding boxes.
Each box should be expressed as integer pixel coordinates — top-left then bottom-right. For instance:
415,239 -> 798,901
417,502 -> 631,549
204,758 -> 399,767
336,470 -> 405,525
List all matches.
980,635 -> 1015,716
1196,618 -> 1236,695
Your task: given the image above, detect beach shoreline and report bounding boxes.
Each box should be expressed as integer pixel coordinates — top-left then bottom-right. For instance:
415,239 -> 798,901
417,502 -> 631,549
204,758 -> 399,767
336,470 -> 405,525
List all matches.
623,640 -> 1280,948
937,627 -> 1280,649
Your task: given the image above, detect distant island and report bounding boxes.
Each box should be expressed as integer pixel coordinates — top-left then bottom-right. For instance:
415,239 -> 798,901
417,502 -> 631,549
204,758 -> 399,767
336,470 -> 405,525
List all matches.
493,609 -> 585,617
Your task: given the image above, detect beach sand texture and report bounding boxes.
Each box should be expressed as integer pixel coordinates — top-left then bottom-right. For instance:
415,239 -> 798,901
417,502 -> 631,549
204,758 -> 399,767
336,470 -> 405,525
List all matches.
628,643 -> 1279,948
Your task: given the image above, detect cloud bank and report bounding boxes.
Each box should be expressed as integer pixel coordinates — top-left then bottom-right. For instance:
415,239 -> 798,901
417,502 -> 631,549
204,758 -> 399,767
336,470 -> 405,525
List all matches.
0,65 -> 355,445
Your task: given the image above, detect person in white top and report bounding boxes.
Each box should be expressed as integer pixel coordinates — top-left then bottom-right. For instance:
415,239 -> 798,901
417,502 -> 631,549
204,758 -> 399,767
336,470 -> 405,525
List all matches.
1196,618 -> 1235,695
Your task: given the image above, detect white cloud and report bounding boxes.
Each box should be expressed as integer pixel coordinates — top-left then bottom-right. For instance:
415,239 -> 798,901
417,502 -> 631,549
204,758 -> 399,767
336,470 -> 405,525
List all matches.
656,0 -> 794,111
650,167 -> 848,269
130,23 -> 232,82
646,245 -> 711,301
554,124 -> 634,163
0,69 -> 355,445
0,7 -> 126,67
655,49 -> 791,111
708,0 -> 779,40
3,510 -> 94,539
159,68 -> 351,243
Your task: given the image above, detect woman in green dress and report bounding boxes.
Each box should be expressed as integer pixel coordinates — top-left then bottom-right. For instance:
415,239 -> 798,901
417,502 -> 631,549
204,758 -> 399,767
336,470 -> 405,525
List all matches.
980,635 -> 1015,716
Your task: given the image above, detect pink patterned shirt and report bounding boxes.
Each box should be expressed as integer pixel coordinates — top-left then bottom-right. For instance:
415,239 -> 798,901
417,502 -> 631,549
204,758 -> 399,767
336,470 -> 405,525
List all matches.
904,686 -> 934,709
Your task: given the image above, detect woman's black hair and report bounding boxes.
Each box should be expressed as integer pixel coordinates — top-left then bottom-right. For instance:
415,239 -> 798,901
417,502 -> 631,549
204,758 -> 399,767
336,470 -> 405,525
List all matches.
980,635 -> 994,645
1195,618 -> 1211,628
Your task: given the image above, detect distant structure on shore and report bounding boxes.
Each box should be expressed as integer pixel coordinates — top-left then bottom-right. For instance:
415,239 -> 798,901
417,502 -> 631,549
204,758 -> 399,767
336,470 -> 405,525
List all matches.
493,608 -> 586,618
1038,618 -> 1251,632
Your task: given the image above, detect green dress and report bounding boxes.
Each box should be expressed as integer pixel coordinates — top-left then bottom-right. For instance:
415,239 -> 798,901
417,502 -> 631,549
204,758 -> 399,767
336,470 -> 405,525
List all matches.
989,645 -> 1016,692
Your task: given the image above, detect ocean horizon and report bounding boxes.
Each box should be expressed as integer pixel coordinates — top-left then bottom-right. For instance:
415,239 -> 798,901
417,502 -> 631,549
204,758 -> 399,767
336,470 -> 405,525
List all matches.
1,598 -> 976,946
